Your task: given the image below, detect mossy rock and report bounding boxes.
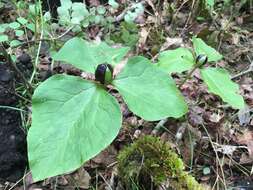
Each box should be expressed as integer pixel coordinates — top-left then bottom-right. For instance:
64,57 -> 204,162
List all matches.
117,136 -> 205,190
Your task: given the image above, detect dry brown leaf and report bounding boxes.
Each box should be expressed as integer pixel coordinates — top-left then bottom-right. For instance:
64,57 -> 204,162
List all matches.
160,37 -> 183,51
138,27 -> 150,48
209,113 -> 223,123
92,145 -> 117,166
238,106 -> 251,126
236,130 -> 253,157
65,168 -> 91,189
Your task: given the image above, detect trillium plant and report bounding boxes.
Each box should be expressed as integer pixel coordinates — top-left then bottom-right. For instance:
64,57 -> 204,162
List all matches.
28,37 -> 245,181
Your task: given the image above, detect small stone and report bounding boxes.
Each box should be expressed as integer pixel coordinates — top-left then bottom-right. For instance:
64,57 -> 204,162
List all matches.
0,69 -> 12,82
17,53 -> 31,64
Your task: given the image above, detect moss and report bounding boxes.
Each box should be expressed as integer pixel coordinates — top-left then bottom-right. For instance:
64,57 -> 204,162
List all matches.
117,136 -> 205,190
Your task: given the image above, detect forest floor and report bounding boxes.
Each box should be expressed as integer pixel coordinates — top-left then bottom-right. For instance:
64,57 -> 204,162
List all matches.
0,0 -> 252,190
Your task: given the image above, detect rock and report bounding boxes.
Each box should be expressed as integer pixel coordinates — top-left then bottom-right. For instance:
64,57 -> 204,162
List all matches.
0,69 -> 12,82
17,53 -> 31,64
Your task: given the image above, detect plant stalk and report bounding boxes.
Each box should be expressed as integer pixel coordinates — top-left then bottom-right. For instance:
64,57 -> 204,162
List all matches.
179,62 -> 202,89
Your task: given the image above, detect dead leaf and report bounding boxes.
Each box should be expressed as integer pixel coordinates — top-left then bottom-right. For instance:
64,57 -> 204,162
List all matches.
215,144 -> 241,155
240,152 -> 253,164
209,113 -> 223,123
235,130 -> 253,157
65,168 -> 91,189
188,106 -> 204,126
160,37 -> 183,51
92,145 -> 117,166
138,27 -> 150,48
238,106 -> 251,126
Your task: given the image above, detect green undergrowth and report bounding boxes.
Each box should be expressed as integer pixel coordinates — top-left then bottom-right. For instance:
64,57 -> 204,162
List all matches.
117,136 -> 205,190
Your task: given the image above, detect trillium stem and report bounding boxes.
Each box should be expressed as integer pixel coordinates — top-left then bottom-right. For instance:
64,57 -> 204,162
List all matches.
179,54 -> 208,89
179,62 -> 202,89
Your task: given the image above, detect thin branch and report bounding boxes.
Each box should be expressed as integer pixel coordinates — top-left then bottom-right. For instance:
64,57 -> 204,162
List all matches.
12,26 -> 75,49
231,69 -> 252,80
231,56 -> 253,79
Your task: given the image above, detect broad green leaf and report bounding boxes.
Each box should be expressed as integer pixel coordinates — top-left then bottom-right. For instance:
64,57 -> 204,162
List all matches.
108,0 -> 119,9
26,23 -> 35,32
157,48 -> 195,74
28,74 -> 122,181
53,37 -> 130,73
43,12 -> 51,22
192,37 -> 223,62
10,40 -> 21,47
0,24 -> 8,33
0,35 -> 8,42
201,67 -> 245,109
9,22 -> 21,29
124,12 -> 137,23
97,6 -> 106,15
113,56 -> 188,121
205,0 -> 214,9
60,0 -> 72,9
17,17 -> 28,25
15,29 -> 24,37
57,6 -> 71,25
71,3 -> 89,24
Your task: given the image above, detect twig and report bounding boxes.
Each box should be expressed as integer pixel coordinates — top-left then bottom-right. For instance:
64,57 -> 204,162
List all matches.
99,173 -> 113,190
8,171 -> 31,190
0,105 -> 27,112
231,69 -> 253,80
179,0 -> 195,37
201,124 -> 227,190
0,44 -> 33,93
231,56 -> 253,79
12,26 -> 75,49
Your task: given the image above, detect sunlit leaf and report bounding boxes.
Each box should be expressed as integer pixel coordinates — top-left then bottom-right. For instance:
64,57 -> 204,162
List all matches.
157,48 -> 195,74
113,56 -> 188,121
53,37 -> 129,73
192,37 -> 223,62
28,75 -> 121,181
201,67 -> 244,109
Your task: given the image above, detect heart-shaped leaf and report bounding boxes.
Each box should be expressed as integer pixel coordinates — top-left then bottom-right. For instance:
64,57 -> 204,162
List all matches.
157,48 -> 195,74
192,37 -> 223,62
53,37 -> 130,73
113,56 -> 188,121
28,75 -> 122,181
201,67 -> 245,109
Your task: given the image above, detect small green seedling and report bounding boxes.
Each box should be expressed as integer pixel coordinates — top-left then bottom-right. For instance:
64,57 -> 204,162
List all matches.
156,36 -> 245,109
0,17 -> 30,47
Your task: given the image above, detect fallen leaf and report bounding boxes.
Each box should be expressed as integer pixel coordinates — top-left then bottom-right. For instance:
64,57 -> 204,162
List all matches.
160,37 -> 183,51
235,130 -> 253,157
138,27 -> 149,48
209,112 -> 223,123
65,168 -> 91,189
215,144 -> 241,155
238,106 -> 251,126
92,145 -> 117,166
